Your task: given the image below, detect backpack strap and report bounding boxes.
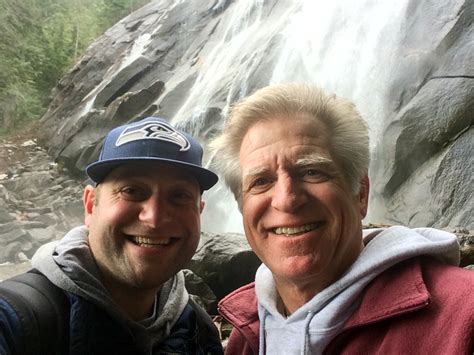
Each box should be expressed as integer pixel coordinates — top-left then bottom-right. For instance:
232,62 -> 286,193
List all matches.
188,298 -> 224,354
0,269 -> 69,355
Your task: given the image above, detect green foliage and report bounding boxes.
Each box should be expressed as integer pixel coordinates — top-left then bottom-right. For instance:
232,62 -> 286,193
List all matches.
0,0 -> 150,133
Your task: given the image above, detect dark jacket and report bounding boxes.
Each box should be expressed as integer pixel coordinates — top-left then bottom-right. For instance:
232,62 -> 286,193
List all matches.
219,257 -> 474,355
0,289 -> 223,355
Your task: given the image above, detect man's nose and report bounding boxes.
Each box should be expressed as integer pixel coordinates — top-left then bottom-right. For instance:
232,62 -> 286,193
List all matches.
270,175 -> 307,212
138,195 -> 172,227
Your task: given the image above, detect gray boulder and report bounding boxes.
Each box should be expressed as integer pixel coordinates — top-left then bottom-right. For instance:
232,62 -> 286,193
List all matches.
188,232 -> 261,302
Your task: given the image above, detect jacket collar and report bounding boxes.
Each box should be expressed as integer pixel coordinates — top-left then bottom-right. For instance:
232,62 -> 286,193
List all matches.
344,257 -> 430,328
218,282 -> 259,352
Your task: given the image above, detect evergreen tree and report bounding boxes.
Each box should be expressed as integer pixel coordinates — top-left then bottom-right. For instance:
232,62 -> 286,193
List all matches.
0,0 -> 150,133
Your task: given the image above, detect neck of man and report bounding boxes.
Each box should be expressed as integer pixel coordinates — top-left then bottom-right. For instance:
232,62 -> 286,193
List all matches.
103,276 -> 161,321
274,243 -> 364,315
275,281 -> 322,316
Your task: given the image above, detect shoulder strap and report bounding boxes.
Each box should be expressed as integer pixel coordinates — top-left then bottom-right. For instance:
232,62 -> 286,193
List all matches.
0,269 -> 69,355
188,298 -> 223,354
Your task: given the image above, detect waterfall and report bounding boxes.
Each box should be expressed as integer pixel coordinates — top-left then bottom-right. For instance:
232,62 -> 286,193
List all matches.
271,0 -> 408,142
170,0 -> 410,234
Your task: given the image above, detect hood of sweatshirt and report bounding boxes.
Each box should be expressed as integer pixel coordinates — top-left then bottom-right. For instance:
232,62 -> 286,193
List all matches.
31,225 -> 189,352
255,226 -> 459,355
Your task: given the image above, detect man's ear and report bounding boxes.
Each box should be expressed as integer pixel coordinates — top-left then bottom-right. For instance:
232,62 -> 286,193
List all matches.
358,175 -> 370,218
200,200 -> 205,214
83,185 -> 96,227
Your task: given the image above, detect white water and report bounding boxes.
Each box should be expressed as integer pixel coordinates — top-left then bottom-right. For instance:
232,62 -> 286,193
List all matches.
172,0 -> 273,131
169,0 -> 410,234
271,0 -> 408,144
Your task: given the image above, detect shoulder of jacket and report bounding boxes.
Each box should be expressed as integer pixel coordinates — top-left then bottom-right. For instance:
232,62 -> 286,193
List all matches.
218,282 -> 257,327
419,257 -> 474,302
0,270 -> 69,355
220,282 -> 256,305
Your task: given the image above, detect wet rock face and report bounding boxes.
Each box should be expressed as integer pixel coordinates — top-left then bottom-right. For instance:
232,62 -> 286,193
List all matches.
370,2 -> 474,228
39,0 -> 473,232
39,0 -> 229,173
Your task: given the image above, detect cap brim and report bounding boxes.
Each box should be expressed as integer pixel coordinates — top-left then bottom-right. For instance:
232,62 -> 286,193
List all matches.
86,158 -> 218,191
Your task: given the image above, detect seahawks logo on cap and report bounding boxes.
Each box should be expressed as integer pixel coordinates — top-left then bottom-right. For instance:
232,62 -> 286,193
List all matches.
115,120 -> 191,151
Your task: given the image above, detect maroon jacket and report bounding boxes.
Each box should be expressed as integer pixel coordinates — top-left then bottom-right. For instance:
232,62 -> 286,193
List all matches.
219,258 -> 474,355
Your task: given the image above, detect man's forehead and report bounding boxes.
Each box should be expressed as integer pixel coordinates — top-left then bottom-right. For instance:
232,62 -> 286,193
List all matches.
105,162 -> 199,184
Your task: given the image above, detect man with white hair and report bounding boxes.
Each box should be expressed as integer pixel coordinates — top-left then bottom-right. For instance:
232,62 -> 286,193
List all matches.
213,83 -> 474,354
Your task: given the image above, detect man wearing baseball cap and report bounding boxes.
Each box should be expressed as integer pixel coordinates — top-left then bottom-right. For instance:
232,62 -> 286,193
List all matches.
0,117 -> 223,354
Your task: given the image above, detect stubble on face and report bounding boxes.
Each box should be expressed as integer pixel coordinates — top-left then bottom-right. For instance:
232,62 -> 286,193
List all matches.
84,163 -> 203,292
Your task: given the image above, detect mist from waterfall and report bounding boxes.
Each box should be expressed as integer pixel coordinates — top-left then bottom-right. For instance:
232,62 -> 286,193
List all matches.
168,0 -> 411,234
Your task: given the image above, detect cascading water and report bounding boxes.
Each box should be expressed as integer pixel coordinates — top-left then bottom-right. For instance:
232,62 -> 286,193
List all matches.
171,0 -> 410,234
271,0 -> 408,141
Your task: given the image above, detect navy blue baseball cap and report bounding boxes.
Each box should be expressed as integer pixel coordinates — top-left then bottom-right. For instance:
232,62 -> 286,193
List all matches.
85,117 -> 218,190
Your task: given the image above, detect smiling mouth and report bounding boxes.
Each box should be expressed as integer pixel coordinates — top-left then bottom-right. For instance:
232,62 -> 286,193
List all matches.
130,236 -> 172,248
273,222 -> 324,236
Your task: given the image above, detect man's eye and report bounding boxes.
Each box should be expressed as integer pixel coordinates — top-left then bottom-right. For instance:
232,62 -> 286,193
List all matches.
253,177 -> 269,186
302,169 -> 330,182
246,177 -> 272,193
170,190 -> 197,204
305,169 -> 319,176
119,186 -> 148,201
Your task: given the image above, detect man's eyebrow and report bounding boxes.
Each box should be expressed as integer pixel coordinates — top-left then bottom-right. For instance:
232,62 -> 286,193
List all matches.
242,155 -> 333,175
295,154 -> 334,167
242,166 -> 269,182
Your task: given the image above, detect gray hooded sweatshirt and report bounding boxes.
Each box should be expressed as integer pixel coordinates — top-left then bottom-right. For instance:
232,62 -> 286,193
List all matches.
255,226 -> 460,355
31,225 -> 189,353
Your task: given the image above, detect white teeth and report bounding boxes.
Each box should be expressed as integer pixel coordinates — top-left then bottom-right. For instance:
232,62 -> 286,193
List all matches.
274,223 -> 321,235
132,236 -> 171,247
